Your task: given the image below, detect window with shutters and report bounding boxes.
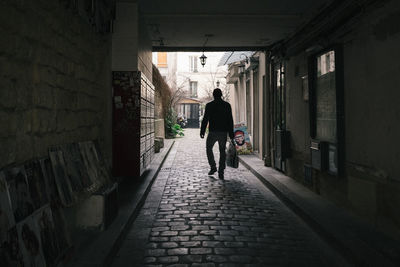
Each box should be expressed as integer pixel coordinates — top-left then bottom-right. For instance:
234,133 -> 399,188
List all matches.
189,81 -> 198,97
157,52 -> 167,68
189,56 -> 198,72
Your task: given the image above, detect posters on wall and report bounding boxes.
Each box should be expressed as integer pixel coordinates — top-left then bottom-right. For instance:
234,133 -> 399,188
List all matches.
233,122 -> 253,155
0,139 -> 109,266
25,161 -> 49,210
63,143 -> 94,190
39,159 -> 71,254
1,205 -> 70,267
40,158 -> 62,208
33,206 -> 60,267
93,140 -> 110,186
0,172 -> 15,242
79,141 -> 101,190
49,149 -> 75,207
79,141 -> 109,190
49,207 -> 70,259
61,144 -> 84,193
0,160 -> 72,267
17,215 -> 46,267
0,226 -> 24,266
4,167 -> 35,223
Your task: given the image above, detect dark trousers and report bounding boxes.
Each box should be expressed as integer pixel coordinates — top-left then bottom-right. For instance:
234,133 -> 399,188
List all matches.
206,132 -> 227,173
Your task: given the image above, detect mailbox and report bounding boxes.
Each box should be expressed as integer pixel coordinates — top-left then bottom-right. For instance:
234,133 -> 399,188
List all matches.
311,140 -> 328,171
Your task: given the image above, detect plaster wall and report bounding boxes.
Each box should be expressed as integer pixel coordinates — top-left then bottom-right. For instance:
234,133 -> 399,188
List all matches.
112,2 -> 138,72
228,83 -> 237,121
138,17 -> 153,82
0,0 -> 112,168
344,0 -> 400,182
343,0 -> 400,233
283,0 -> 400,235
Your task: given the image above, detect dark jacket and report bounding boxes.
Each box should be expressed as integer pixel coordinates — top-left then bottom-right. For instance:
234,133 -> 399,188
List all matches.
200,98 -> 234,139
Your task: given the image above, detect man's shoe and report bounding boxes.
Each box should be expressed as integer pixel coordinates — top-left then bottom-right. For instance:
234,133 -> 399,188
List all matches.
208,168 -> 217,175
218,173 -> 224,179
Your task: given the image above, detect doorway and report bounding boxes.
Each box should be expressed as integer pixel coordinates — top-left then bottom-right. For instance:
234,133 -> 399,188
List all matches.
273,61 -> 286,171
253,69 -> 259,153
246,77 -> 251,134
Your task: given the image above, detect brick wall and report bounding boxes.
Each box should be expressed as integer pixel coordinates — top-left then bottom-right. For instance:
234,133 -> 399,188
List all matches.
0,0 -> 112,169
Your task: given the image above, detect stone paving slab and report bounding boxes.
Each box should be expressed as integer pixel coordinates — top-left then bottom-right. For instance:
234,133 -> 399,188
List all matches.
112,130 -> 349,267
239,154 -> 400,267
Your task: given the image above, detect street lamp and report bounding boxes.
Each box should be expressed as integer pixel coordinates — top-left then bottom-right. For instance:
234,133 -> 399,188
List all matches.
200,52 -> 207,67
199,34 -> 213,67
240,53 -> 249,64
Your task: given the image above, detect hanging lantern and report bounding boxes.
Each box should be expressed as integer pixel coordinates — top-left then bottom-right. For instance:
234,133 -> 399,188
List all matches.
200,53 -> 207,67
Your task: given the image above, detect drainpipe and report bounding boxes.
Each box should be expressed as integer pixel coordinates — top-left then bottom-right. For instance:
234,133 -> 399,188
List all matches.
263,50 -> 272,167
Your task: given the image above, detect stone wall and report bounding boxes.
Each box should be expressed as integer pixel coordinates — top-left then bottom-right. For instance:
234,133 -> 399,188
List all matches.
0,0 -> 112,169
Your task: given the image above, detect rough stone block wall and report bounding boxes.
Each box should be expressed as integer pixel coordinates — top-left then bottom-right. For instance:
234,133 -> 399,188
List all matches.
0,0 -> 111,169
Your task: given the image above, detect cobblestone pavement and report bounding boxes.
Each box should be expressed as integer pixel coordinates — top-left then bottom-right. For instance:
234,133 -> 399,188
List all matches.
112,129 -> 349,267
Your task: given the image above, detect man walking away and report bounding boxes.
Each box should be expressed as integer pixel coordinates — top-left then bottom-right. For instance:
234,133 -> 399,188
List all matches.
200,88 -> 234,179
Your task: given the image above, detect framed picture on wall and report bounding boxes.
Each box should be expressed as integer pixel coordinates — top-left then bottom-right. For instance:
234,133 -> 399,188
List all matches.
4,167 -> 34,223
32,205 -> 60,267
17,215 -> 46,267
1,226 -> 24,266
49,148 -> 75,207
0,171 -> 15,239
24,161 -> 49,210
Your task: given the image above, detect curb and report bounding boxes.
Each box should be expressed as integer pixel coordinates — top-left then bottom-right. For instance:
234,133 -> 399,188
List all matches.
68,140 -> 175,267
239,155 -> 399,267
104,140 -> 175,266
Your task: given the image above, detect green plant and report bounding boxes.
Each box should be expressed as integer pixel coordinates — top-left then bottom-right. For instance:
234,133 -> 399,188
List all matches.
173,123 -> 184,137
165,108 -> 176,138
165,108 -> 184,138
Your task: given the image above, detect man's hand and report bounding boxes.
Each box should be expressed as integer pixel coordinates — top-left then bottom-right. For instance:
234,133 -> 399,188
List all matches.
200,134 -> 205,139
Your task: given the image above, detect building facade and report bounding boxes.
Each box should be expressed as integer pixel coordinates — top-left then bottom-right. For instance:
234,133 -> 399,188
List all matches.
153,52 -> 228,127
227,0 -> 400,238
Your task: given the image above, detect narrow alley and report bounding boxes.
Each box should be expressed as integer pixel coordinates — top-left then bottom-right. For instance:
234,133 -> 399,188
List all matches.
111,129 -> 348,266
2,1 -> 400,266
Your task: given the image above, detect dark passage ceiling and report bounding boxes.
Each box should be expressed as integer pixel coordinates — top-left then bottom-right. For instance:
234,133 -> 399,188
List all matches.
139,0 -> 333,51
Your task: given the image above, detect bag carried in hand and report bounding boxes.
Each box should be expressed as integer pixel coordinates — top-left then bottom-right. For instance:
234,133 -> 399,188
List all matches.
226,141 -> 239,168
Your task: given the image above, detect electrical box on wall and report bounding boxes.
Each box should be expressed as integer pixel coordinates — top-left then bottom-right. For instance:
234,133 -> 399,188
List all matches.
311,140 -> 328,171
